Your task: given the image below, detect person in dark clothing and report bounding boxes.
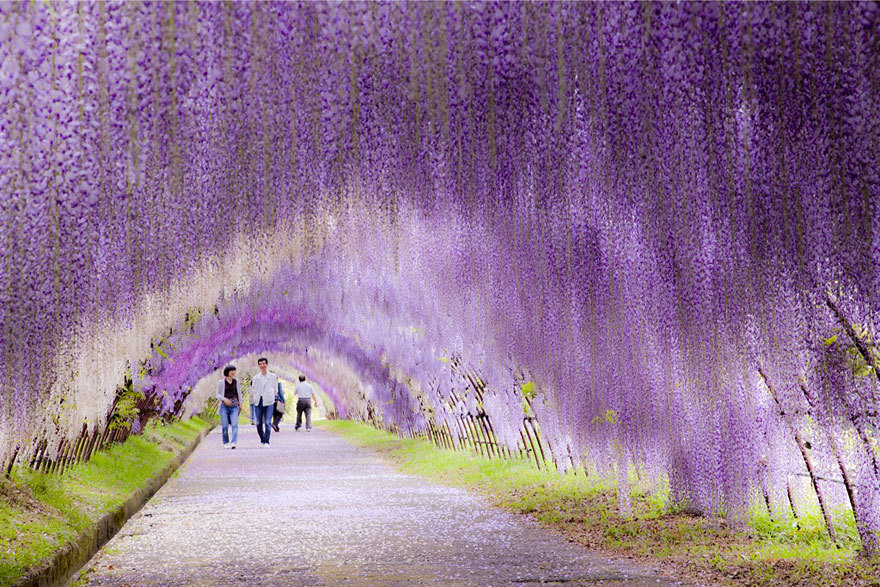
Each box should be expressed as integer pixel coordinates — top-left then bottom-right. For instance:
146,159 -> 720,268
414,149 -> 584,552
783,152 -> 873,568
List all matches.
294,375 -> 316,431
215,365 -> 241,449
272,381 -> 286,432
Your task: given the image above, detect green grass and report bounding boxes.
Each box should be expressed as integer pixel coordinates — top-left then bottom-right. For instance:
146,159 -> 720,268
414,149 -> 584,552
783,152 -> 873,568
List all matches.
0,416 -> 214,586
320,420 -> 880,586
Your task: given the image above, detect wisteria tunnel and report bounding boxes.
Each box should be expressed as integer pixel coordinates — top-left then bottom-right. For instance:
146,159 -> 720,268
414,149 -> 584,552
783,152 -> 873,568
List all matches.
1,0 -> 880,579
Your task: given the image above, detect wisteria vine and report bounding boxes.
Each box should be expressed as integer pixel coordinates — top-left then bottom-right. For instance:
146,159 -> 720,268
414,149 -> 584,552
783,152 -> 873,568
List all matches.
1,1 -> 878,553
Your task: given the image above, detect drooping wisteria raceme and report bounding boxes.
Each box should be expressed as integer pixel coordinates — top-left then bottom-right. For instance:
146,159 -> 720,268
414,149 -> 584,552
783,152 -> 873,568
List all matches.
1,1 -> 878,552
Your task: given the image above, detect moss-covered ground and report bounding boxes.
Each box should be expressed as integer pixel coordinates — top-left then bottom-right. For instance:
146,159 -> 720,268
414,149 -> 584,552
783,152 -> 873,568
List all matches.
0,416 -> 214,586
321,419 -> 880,587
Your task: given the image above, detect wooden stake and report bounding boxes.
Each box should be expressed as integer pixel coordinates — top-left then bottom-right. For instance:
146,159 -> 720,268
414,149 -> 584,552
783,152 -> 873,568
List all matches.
759,366 -> 837,545
799,382 -> 861,522
4,447 -> 19,478
787,479 -> 801,525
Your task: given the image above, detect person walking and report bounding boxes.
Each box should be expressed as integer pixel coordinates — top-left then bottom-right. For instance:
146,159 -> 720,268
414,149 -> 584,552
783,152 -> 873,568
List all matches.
216,365 -> 241,449
251,357 -> 278,448
272,381 -> 286,432
294,374 -> 317,431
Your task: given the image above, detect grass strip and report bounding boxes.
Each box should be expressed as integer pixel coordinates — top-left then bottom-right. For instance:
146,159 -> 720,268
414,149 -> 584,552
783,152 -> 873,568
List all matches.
0,416 -> 214,586
320,419 -> 880,587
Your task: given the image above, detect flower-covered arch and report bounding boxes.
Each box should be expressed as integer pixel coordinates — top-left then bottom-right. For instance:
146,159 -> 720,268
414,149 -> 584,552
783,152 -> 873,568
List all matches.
1,1 -> 878,553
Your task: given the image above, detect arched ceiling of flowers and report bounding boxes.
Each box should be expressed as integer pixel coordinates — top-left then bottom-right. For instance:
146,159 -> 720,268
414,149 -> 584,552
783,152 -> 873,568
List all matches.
1,1 -> 878,533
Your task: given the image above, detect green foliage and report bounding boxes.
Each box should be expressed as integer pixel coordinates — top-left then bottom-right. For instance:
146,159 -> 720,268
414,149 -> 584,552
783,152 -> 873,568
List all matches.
520,381 -> 537,399
182,310 -> 202,332
322,420 -> 880,586
821,325 -> 879,379
0,417 -> 212,585
592,409 -> 618,425
108,385 -> 145,432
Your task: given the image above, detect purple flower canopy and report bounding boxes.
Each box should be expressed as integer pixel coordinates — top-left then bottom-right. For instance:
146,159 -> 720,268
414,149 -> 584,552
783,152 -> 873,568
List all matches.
1,1 -> 878,544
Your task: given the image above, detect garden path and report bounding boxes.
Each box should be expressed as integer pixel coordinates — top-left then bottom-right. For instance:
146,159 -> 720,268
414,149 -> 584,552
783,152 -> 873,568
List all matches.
75,423 -> 686,586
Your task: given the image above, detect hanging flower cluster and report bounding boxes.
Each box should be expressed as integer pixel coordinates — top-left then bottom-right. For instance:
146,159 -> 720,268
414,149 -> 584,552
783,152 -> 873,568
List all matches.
1,1 -> 878,552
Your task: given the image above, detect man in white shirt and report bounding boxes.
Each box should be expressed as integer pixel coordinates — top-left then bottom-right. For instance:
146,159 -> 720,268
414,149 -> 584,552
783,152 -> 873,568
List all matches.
294,375 -> 317,431
250,357 -> 278,447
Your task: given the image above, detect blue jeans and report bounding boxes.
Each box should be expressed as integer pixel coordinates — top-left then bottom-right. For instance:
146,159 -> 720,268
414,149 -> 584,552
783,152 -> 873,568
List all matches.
255,398 -> 274,444
219,403 -> 239,444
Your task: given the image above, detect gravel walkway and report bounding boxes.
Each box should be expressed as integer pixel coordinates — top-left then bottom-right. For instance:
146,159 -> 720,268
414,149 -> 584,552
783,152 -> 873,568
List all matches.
74,423 -> 687,586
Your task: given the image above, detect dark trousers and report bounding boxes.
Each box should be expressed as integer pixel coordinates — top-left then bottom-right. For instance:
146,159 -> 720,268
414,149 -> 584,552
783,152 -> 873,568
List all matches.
255,398 -> 274,444
295,398 -> 312,430
272,404 -> 284,430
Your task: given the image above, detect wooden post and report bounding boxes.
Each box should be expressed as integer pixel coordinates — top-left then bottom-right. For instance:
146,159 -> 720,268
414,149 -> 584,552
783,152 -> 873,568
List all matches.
758,366 -> 837,545
455,416 -> 475,454
787,479 -> 801,526
427,422 -> 438,448
430,422 -> 442,449
463,416 -> 484,457
474,415 -> 497,458
483,415 -> 511,459
84,426 -> 100,463
71,427 -> 84,465
76,424 -> 89,462
58,437 -> 75,476
521,420 -> 541,469
824,296 -> 880,479
97,424 -> 112,454
522,398 -> 550,466
567,444 -> 578,475
47,439 -> 64,475
533,419 -> 557,470
38,440 -> 51,472
475,416 -> 495,458
799,382 -> 867,549
4,446 -> 19,478
758,460 -> 773,519
525,418 -> 547,466
443,422 -> 458,451
31,438 -> 47,470
439,423 -> 453,451
56,438 -> 70,475
851,419 -> 880,481
482,416 -> 501,458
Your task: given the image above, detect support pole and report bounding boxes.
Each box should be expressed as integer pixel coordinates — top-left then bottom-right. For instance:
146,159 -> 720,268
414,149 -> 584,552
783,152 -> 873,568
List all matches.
759,366 -> 837,545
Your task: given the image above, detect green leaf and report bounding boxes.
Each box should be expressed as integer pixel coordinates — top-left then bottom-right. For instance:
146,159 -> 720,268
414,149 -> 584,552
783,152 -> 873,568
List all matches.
591,409 -> 618,425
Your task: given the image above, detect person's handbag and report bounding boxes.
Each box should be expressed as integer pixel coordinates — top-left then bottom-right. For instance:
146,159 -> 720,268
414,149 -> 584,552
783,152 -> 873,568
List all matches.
275,400 -> 286,414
